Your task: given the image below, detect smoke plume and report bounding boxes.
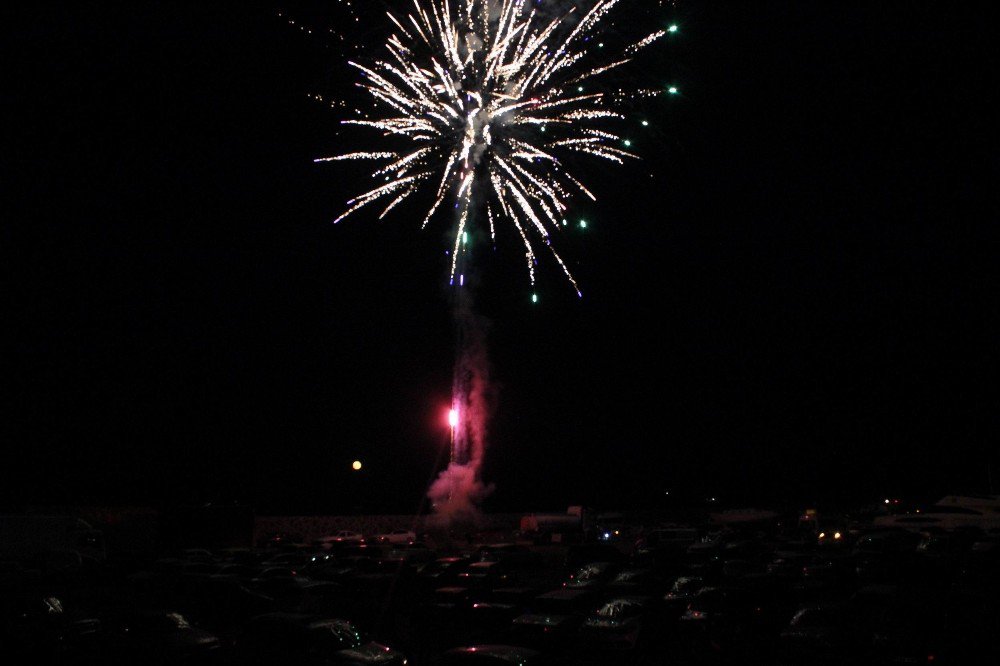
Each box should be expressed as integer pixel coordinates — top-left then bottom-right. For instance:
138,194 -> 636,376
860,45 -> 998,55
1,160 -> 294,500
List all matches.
427,281 -> 497,528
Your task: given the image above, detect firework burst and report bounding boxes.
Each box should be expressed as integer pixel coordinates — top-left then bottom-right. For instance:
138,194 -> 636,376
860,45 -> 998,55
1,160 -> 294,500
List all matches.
317,0 -> 666,295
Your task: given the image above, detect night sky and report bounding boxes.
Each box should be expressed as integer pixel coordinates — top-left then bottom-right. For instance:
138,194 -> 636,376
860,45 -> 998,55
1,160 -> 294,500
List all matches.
4,2 -> 996,515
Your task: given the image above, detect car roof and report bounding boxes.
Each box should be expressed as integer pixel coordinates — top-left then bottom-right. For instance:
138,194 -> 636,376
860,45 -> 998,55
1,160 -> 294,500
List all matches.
575,560 -> 616,569
598,595 -> 652,606
443,644 -> 541,660
537,587 -> 592,600
249,612 -> 354,629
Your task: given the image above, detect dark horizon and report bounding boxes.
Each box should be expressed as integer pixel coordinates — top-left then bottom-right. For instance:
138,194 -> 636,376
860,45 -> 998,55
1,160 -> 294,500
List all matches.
4,2 -> 996,516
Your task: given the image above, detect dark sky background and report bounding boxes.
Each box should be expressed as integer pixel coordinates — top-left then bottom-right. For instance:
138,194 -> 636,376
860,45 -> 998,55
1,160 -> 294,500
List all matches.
4,1 -> 997,515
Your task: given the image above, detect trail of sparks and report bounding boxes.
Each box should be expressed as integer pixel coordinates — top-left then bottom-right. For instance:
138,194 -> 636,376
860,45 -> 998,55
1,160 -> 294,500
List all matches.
317,0 -> 664,296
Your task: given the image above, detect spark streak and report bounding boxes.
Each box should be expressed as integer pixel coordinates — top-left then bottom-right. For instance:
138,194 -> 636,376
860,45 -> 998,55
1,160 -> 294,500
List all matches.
317,1 -> 664,295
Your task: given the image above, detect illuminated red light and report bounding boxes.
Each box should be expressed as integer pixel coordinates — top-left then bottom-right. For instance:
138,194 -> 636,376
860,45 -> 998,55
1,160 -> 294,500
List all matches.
448,408 -> 459,427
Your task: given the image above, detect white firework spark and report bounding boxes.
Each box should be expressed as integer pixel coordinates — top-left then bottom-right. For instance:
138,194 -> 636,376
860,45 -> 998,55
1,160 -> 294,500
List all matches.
317,0 -> 664,296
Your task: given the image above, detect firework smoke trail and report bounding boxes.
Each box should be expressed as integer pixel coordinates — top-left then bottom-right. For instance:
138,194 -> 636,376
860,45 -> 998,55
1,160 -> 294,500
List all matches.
427,282 -> 497,526
317,0 -> 666,295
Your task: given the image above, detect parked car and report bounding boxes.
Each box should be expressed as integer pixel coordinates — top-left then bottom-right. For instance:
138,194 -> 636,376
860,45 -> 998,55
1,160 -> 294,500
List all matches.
677,583 -> 788,638
685,530 -> 733,561
852,529 -> 922,556
168,577 -> 275,637
261,532 -> 305,549
307,556 -> 382,585
458,587 -> 539,644
562,561 -> 622,590
563,543 -> 627,572
371,529 -> 417,545
315,531 -> 366,548
104,610 -> 222,664
0,560 -> 43,589
285,581 -> 351,616
509,588 -> 600,654
633,527 -> 699,565
248,567 -> 314,602
1,595 -> 102,664
430,644 -> 550,665
387,541 -> 436,565
662,575 -> 708,615
452,560 -> 514,592
779,604 -> 873,662
262,550 -> 315,568
476,543 -> 540,569
799,553 -> 857,586
210,563 -> 258,581
416,556 -> 476,591
602,567 -> 669,598
459,602 -> 528,645
765,550 -> 815,578
577,595 -> 661,654
233,612 -> 406,665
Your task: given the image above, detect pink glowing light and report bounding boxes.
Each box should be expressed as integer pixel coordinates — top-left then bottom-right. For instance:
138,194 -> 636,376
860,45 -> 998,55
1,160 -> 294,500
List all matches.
448,408 -> 459,428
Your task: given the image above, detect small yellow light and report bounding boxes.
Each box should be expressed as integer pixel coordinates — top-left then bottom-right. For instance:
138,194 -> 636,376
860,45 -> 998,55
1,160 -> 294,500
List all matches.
352,460 -> 362,471
833,531 -> 842,540
818,532 -> 826,539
